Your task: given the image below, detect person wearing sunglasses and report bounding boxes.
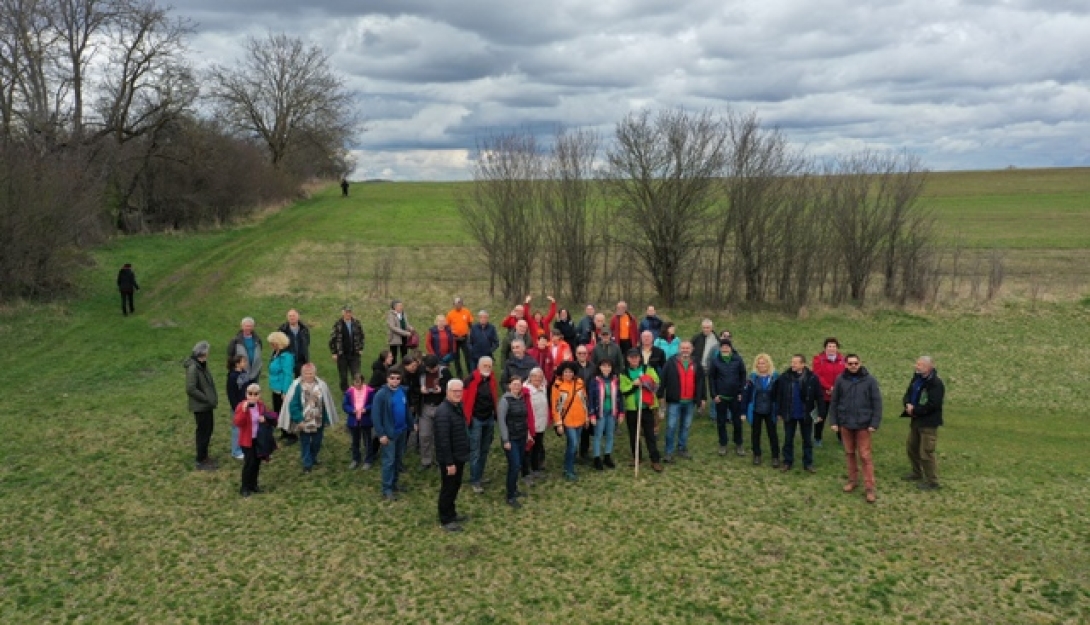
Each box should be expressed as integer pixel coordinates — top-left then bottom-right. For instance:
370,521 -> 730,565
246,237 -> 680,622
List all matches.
828,355 -> 884,503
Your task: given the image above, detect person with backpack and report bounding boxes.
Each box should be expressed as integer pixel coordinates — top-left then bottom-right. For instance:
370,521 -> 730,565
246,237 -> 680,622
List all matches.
743,354 -> 780,467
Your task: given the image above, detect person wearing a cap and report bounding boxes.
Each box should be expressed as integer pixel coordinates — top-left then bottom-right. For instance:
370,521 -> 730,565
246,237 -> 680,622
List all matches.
445,297 -> 474,377
551,361 -> 590,481
591,328 -> 623,374
117,263 -> 139,316
710,339 -> 748,457
329,306 -> 365,392
620,348 -> 663,472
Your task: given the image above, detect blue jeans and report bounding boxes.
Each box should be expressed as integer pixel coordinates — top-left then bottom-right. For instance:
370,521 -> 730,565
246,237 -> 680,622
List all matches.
665,402 -> 695,456
715,397 -> 743,446
381,430 -> 407,495
468,418 -> 495,485
504,438 -> 525,499
782,417 -> 814,468
564,426 -> 582,476
231,425 -> 242,457
299,428 -> 325,469
593,414 -> 616,457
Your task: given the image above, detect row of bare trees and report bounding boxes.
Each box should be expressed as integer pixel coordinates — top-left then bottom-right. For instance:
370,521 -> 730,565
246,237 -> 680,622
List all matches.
458,108 -> 935,309
0,0 -> 357,298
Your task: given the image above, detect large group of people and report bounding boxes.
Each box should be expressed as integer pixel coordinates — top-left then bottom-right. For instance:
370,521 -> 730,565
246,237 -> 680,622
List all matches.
184,296 -> 946,531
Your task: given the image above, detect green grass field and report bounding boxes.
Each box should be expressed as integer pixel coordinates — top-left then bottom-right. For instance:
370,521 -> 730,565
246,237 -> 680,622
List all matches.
1,169 -> 1089,623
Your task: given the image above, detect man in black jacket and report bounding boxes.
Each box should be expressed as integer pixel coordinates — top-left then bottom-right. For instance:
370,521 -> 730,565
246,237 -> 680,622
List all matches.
117,263 -> 139,316
329,306 -> 365,392
710,340 -> 747,456
775,354 -> 825,473
829,354 -> 883,503
902,356 -> 945,491
435,380 -> 470,532
278,309 -> 311,377
467,310 -> 500,370
660,341 -> 706,461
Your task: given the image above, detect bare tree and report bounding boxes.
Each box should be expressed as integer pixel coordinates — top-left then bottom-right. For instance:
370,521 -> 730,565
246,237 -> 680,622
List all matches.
604,108 -> 729,306
206,33 -> 357,170
455,130 -> 543,301
542,127 -> 602,303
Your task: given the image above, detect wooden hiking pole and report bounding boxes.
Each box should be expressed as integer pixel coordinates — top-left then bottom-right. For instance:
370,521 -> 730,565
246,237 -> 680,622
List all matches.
634,398 -> 643,479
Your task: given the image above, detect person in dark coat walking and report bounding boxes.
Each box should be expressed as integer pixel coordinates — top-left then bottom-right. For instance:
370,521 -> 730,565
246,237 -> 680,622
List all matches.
117,263 -> 139,316
435,380 -> 470,532
901,356 -> 945,490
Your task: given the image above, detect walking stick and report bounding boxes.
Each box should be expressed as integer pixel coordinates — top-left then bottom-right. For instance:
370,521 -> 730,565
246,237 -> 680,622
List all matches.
634,398 -> 643,479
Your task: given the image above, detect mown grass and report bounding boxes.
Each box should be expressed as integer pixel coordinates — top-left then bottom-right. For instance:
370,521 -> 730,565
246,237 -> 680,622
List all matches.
2,171 -> 1090,623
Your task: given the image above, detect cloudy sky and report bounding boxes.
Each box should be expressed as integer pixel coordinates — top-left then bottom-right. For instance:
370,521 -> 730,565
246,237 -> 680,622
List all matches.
177,0 -> 1090,180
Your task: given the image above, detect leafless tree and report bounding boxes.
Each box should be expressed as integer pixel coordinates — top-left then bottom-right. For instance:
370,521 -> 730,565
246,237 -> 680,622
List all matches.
604,108 -> 729,306
541,127 -> 602,303
206,33 -> 357,170
455,130 -> 543,301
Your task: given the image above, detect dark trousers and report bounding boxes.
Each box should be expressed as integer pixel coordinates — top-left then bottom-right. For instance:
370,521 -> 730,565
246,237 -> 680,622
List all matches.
240,445 -> 261,493
193,410 -> 214,462
336,353 -> 361,392
751,413 -> 779,459
390,344 -> 408,363
438,462 -> 465,525
579,427 -> 592,458
350,425 -> 378,464
782,417 -> 814,468
813,405 -> 841,442
715,397 -> 743,446
453,337 -> 471,378
618,338 -> 634,353
625,408 -> 661,463
505,437 -> 526,499
528,430 -> 545,472
120,291 -> 135,315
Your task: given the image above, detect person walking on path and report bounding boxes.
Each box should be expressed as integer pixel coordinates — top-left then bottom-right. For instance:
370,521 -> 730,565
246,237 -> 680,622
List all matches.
185,341 -> 218,470
435,380 -> 470,532
117,263 -> 139,316
828,354 -> 883,503
775,354 -> 825,474
812,337 -> 845,447
901,356 -> 945,491
330,306 -> 365,392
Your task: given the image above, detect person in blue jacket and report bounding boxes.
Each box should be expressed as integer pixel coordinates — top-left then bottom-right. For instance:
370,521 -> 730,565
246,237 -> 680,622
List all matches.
371,367 -> 417,501
742,353 -> 780,468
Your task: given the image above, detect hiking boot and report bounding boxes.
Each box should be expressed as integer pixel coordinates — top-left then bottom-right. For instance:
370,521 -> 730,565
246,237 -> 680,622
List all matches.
564,472 -> 578,482
471,483 -> 484,494
814,439 -> 823,448
771,458 -> 781,469
651,462 -> 664,472
917,482 -> 941,491
383,492 -> 398,502
603,455 -> 615,469
718,446 -> 728,456
843,482 -> 857,493
349,461 -> 360,470
902,473 -> 923,481
780,464 -> 791,472
506,498 -> 522,509
593,457 -> 604,471
804,466 -> 817,474
865,489 -> 877,503
753,455 -> 761,466
735,445 -> 746,456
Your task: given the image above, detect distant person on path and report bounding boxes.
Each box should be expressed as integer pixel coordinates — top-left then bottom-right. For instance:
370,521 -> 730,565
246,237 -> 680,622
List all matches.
278,309 -> 311,377
468,310 -> 500,370
609,301 -> 638,353
233,383 -> 270,497
551,361 -> 590,482
901,356 -> 945,491
710,339 -> 747,457
829,354 -> 884,503
372,368 -> 415,501
341,178 -> 349,197
227,317 -> 263,383
279,363 -> 338,474
775,354 -> 824,474
435,379 -> 470,532
463,357 -> 499,494
342,374 -> 377,470
446,296 -> 474,377
497,375 -> 532,508
329,306 -> 365,392
660,341 -> 706,462
638,305 -> 663,340
743,354 -> 780,468
117,263 -> 139,316
185,341 -> 218,470
620,349 -> 663,472
812,338 -> 846,447
385,300 -> 414,362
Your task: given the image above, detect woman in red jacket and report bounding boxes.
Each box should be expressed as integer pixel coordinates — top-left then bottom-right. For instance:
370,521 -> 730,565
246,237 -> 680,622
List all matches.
233,383 -> 270,497
811,337 -> 845,447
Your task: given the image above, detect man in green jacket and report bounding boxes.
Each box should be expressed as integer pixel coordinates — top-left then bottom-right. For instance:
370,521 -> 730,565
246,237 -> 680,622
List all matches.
620,349 -> 663,472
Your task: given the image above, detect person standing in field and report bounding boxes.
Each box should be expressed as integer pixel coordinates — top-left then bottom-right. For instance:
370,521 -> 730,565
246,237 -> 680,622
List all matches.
226,354 -> 251,461
901,356 -> 945,491
710,339 -> 748,457
426,315 -> 457,368
591,328 -> 624,374
497,375 -> 533,508
742,354 -> 780,468
571,344 -> 597,462
775,354 -> 825,474
463,357 -> 499,494
525,368 -> 551,477
691,319 -> 718,415
341,178 -> 349,197
330,306 -> 364,392
609,301 -> 638,353
620,349 -> 664,472
371,367 -> 415,501
266,331 -> 295,446
654,322 -> 680,361
279,363 -> 338,474
468,310 -> 499,370
660,341 -> 706,462
552,361 -> 590,482
502,339 -> 537,386
117,263 -> 139,316
575,304 -> 597,347
638,330 -> 666,378
587,359 -> 622,471
435,380 -> 470,532
527,334 -> 557,384
638,305 -> 663,340
185,341 -> 218,471
278,309 -> 311,377
553,308 -> 578,347
227,317 -> 263,383
502,319 -> 533,363
812,337 -> 845,447
233,383 -> 269,497
385,300 -> 414,363
417,354 -> 452,471
446,297 -> 474,378
342,374 -> 376,471
828,354 -> 883,503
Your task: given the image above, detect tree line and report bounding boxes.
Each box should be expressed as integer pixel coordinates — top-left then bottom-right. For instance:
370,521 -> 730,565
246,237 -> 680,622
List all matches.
457,108 -> 936,310
0,0 -> 356,298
